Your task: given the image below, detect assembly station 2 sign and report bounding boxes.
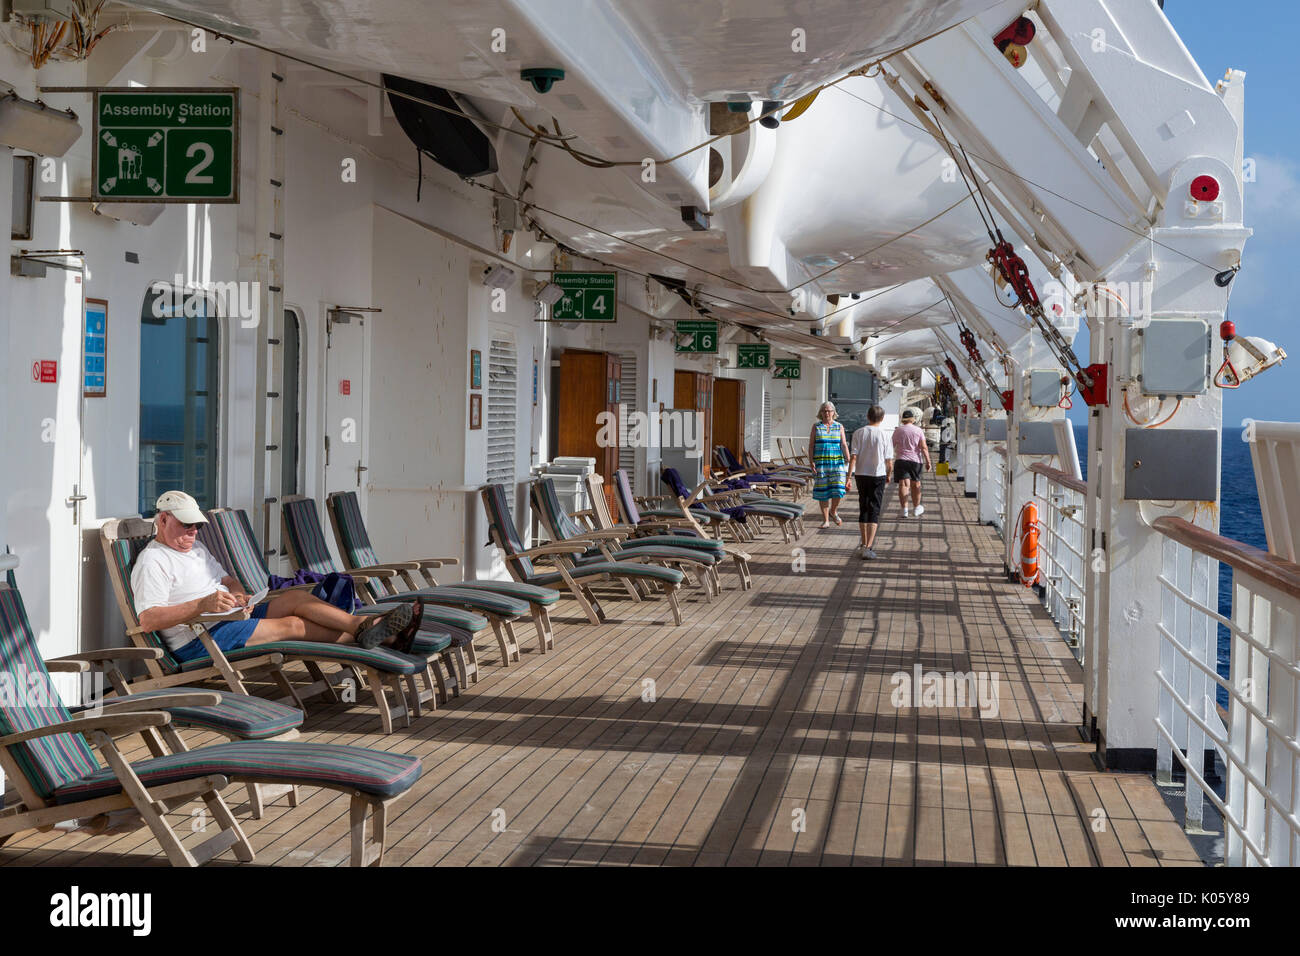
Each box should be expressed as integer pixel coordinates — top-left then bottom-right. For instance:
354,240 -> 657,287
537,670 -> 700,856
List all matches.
93,88 -> 239,203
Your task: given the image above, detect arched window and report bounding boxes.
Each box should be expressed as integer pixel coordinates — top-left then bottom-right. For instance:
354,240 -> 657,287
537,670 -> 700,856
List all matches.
138,284 -> 220,515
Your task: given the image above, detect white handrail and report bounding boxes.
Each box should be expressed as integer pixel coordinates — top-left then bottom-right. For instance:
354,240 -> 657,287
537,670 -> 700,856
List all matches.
1154,519 -> 1300,865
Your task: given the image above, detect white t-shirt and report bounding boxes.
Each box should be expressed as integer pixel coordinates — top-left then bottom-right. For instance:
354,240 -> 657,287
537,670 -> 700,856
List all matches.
850,425 -> 893,477
130,539 -> 231,650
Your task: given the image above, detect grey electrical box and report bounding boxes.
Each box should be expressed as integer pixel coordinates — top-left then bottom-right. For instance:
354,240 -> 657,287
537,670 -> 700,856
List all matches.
1028,369 -> 1064,407
965,418 -> 980,435
1018,421 -> 1057,455
1140,318 -> 1211,396
1123,428 -> 1218,501
985,419 -> 1008,441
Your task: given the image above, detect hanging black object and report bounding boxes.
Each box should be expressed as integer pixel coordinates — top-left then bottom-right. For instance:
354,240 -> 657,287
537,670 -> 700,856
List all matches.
383,74 -> 497,179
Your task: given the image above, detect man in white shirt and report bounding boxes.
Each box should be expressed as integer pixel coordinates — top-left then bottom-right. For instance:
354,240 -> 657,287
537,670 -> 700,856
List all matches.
131,490 -> 420,662
847,405 -> 894,560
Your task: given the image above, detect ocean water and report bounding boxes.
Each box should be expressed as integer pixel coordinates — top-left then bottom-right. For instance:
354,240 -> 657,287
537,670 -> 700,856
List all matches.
1072,424 -> 1266,706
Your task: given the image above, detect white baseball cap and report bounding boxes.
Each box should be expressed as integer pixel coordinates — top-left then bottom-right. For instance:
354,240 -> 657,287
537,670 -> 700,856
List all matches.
155,490 -> 207,524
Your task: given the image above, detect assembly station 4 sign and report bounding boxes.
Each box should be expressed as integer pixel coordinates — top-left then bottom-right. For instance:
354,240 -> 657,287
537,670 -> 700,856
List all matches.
93,88 -> 239,203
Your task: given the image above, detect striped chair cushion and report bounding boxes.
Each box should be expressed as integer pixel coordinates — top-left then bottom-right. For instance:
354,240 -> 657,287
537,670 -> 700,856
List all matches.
613,469 -> 642,525
281,499 -> 340,576
54,741 -> 422,804
735,501 -> 802,519
639,507 -> 689,520
107,536 -> 184,672
446,580 -> 561,606
527,561 -> 685,588
175,640 -> 427,676
89,687 -> 303,740
533,478 -> 588,541
328,492 -> 383,572
371,586 -> 529,617
620,535 -> 723,553
208,509 -> 273,594
608,544 -> 721,565
481,484 -> 536,579
0,583 -> 100,800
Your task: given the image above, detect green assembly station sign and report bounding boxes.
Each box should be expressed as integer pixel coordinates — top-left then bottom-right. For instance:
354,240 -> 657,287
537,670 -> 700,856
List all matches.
773,358 -> 802,380
550,272 -> 617,322
93,88 -> 239,202
737,344 -> 771,369
676,320 -> 718,353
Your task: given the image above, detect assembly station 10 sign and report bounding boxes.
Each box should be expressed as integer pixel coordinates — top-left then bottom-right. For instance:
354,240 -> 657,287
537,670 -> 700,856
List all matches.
93,88 -> 239,203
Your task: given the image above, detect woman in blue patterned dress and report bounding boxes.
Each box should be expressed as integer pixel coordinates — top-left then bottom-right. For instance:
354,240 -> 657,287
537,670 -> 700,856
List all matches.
809,401 -> 849,528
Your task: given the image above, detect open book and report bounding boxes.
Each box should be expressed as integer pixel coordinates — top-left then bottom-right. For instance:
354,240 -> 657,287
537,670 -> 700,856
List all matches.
198,586 -> 270,618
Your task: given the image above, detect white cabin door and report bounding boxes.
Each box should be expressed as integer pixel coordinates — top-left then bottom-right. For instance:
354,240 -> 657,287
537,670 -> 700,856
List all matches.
323,310 -> 369,511
5,271 -> 85,658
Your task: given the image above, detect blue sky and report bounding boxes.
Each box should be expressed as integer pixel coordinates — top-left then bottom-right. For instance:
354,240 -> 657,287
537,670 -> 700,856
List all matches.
1066,0 -> 1298,425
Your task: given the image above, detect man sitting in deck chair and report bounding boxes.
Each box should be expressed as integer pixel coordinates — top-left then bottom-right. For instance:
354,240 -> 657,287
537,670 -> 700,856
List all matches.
133,491 -> 424,661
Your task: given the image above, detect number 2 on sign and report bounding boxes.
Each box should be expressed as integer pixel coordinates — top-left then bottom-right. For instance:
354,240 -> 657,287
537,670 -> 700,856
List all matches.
186,142 -> 215,184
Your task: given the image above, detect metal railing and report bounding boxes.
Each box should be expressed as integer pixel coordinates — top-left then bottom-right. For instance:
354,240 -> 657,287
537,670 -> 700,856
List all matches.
1154,515 -> 1300,865
1029,463 -> 1088,652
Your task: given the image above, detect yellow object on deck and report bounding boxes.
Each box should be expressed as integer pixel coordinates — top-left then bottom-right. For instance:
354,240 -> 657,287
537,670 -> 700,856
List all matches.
936,462 -> 950,476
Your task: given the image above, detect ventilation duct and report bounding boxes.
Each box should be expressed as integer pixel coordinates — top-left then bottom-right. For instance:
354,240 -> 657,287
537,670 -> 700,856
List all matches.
382,75 -> 496,179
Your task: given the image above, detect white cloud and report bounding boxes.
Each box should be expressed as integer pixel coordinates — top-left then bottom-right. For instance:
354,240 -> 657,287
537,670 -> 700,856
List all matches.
1245,153 -> 1300,228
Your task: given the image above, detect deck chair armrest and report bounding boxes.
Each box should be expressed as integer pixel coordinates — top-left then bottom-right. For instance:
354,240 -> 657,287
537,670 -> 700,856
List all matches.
0,712 -> 170,747
513,541 -> 599,559
636,493 -> 673,504
574,529 -> 629,542
98,692 -> 223,713
51,647 -> 165,666
345,563 -> 402,579
360,560 -> 422,572
45,660 -> 90,674
411,557 -> 459,568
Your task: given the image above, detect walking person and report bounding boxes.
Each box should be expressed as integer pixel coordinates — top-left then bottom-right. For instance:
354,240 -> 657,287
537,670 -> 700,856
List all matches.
810,401 -> 849,528
848,405 -> 893,559
892,407 -> 932,518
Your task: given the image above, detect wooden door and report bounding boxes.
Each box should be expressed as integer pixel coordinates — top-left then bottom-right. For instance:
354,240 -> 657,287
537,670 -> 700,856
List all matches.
713,378 -> 745,468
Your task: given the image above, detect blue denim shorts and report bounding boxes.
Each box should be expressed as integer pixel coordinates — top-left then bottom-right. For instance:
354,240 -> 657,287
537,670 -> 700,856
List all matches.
173,602 -> 269,663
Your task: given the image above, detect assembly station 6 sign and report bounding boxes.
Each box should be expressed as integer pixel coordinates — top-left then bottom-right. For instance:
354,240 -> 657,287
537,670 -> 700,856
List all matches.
93,88 -> 239,203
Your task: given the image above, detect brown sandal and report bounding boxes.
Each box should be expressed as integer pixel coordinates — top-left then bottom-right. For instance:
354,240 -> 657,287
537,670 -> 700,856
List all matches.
354,603 -> 414,649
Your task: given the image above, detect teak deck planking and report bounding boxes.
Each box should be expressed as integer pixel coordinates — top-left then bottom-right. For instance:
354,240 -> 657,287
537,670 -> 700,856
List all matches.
0,474 -> 1201,867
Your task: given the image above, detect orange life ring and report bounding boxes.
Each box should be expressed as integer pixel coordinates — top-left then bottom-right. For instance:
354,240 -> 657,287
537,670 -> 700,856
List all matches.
1017,502 -> 1039,587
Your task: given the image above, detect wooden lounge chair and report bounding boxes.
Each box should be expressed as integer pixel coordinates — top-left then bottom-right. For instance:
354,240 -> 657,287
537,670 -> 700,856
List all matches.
0,571 -> 421,866
281,495 -> 535,668
714,445 -> 809,499
611,468 -> 753,590
531,476 -> 720,599
325,490 -> 563,658
702,471 -> 807,540
203,507 -> 458,708
661,467 -> 764,541
101,517 -> 433,735
4,553 -> 303,819
774,438 -> 814,472
480,483 -> 687,625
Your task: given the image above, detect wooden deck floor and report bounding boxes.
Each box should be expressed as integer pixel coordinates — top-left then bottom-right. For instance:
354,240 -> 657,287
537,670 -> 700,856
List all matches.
1,473 -> 1201,866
